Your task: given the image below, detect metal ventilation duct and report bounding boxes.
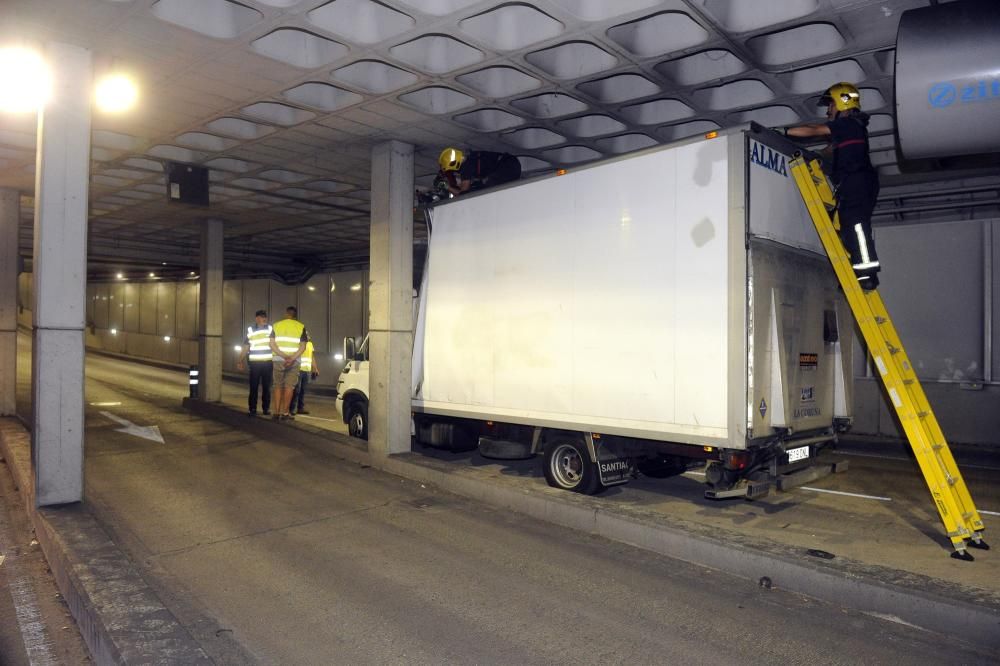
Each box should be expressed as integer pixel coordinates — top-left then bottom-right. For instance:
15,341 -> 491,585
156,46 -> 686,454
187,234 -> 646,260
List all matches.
895,1 -> 1000,160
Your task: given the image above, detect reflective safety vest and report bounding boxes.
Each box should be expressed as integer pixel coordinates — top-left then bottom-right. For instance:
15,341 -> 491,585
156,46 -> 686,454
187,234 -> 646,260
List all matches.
299,341 -> 314,372
272,318 -> 306,357
246,325 -> 273,362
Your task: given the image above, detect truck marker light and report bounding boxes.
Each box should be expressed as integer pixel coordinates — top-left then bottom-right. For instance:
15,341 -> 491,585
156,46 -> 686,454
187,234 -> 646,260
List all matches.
557,169 -> 567,176
703,446 -> 713,452
592,433 -> 601,439
705,131 -> 718,139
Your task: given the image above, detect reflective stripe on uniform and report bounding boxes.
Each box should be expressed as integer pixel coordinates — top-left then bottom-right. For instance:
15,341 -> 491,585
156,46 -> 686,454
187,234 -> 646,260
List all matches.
852,223 -> 881,271
299,341 -> 314,372
272,319 -> 306,356
247,325 -> 273,362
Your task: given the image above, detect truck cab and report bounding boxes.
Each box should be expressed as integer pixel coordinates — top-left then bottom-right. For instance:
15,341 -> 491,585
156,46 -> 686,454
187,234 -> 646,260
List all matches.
335,335 -> 370,439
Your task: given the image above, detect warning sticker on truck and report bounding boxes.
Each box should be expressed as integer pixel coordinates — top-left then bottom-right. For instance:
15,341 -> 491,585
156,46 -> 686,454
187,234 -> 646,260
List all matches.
799,353 -> 818,371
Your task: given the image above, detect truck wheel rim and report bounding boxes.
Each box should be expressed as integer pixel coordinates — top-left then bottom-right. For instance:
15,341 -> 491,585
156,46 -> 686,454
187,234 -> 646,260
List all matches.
350,412 -> 364,435
551,443 -> 583,488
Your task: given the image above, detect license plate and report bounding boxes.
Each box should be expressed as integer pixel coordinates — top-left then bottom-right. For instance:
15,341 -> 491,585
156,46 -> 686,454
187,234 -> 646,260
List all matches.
597,458 -> 632,485
787,446 -> 810,463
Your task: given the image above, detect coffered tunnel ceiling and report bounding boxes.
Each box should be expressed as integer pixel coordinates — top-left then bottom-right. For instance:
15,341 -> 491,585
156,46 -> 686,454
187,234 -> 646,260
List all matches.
2,0 -> 997,281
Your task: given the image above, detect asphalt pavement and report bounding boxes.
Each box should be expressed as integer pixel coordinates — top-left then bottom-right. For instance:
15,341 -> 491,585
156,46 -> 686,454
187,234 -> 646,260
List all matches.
3,336 -> 996,663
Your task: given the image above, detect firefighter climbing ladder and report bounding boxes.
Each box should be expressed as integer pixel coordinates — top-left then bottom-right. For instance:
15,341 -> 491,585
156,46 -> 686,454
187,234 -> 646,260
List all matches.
789,155 -> 988,560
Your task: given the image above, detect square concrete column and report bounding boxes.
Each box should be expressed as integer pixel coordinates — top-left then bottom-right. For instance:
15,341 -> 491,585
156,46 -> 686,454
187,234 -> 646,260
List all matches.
32,42 -> 92,506
0,189 -> 18,416
368,140 -> 414,458
198,218 -> 223,402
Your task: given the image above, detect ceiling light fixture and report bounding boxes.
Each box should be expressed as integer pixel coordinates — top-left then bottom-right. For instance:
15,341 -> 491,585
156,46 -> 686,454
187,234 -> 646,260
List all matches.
94,73 -> 138,113
0,47 -> 51,113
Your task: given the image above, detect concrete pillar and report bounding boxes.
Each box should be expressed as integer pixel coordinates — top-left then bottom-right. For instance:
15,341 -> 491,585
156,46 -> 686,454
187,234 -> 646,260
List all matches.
0,189 -> 18,416
368,140 -> 413,458
198,218 -> 223,402
32,43 -> 92,506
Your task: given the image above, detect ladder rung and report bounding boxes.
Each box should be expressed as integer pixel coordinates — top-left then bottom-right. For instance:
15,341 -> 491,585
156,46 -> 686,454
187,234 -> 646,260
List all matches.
918,411 -> 929,418
875,316 -> 887,324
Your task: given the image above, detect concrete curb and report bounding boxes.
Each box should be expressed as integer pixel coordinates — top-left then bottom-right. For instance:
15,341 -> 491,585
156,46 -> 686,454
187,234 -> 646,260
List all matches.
0,419 -> 211,665
184,398 -> 1000,653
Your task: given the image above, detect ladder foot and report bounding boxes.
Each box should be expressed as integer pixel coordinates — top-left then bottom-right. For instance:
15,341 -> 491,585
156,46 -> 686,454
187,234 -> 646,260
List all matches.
968,538 -> 990,551
950,550 -> 975,562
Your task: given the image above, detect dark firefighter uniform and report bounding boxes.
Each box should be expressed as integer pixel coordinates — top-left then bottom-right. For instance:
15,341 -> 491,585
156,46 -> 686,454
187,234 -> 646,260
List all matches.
443,150 -> 522,193
827,112 -> 880,285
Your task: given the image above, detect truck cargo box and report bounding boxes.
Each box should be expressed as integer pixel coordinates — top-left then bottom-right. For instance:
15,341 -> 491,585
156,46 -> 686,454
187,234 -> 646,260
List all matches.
411,127 -> 852,452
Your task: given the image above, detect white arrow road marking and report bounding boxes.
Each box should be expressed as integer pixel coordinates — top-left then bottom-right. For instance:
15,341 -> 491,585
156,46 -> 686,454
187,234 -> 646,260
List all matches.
99,411 -> 165,443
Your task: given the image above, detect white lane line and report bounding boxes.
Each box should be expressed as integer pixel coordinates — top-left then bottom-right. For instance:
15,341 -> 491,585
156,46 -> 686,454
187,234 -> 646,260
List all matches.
841,450 -> 1000,472
294,414 -> 342,424
684,471 -> 892,502
800,486 -> 892,502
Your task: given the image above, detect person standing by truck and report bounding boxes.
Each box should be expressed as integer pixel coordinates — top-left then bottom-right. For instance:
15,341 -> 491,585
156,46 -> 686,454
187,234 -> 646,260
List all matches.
289,335 -> 319,417
269,306 -> 308,421
786,82 -> 881,290
237,309 -> 272,417
438,147 -> 522,196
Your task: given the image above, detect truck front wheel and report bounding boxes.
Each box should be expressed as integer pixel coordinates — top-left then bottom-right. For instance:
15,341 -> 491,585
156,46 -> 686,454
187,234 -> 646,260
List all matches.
348,402 -> 368,440
543,438 -> 602,495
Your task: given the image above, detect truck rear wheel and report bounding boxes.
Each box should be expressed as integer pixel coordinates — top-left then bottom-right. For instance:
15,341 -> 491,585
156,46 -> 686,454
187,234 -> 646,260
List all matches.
543,438 -> 602,495
348,402 -> 368,440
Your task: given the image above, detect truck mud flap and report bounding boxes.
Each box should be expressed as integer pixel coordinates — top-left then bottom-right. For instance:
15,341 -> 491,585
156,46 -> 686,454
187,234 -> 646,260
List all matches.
592,437 -> 634,487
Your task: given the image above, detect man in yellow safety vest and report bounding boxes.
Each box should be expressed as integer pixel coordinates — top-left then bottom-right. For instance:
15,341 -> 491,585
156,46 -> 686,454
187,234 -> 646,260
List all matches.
289,335 -> 319,416
269,306 -> 309,420
236,309 -> 272,417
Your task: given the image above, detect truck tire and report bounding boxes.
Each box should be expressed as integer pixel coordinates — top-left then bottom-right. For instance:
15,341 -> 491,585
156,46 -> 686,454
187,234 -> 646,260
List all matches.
543,438 -> 602,495
348,402 -> 368,440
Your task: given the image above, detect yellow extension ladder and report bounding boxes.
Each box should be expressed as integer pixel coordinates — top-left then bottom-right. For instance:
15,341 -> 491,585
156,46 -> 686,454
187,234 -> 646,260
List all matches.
789,155 -> 988,560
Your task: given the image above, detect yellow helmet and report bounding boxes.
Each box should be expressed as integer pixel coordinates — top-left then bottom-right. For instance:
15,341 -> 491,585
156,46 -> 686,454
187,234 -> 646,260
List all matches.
819,82 -> 861,112
439,147 -> 464,172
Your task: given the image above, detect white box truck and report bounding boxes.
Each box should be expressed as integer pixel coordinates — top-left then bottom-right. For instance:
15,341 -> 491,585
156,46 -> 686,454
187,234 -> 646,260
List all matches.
337,125 -> 853,498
